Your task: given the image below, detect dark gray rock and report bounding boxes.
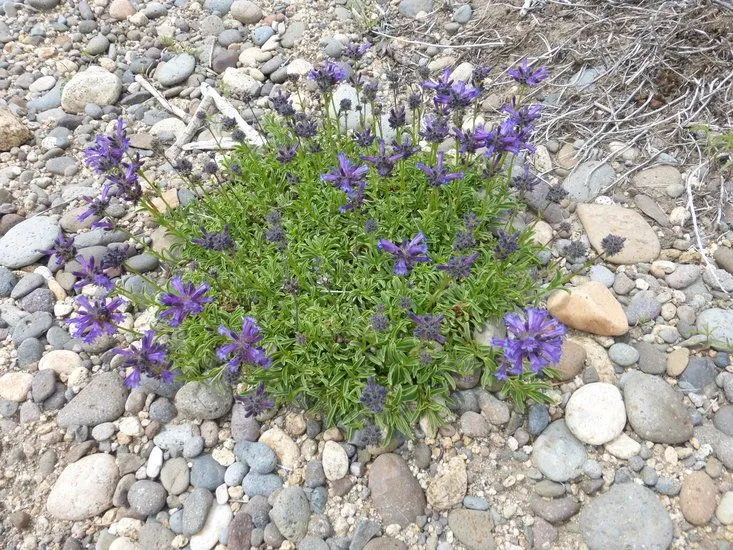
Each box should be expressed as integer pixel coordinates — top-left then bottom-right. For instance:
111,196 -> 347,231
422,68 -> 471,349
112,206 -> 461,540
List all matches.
622,371 -> 692,444
625,291 -> 662,325
578,483 -> 673,550
190,455 -> 225,490
17,337 -> 44,367
10,273 -> 44,299
182,487 -> 213,536
270,487 -> 310,542
242,471 -> 282,497
11,311 -> 53,344
19,288 -> 55,313
57,372 -> 128,427
235,440 -> 277,474
679,357 -> 718,393
634,341 -> 666,375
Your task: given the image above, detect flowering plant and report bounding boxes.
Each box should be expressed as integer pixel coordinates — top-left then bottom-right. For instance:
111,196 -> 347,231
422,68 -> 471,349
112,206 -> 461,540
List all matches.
64,52 -> 568,440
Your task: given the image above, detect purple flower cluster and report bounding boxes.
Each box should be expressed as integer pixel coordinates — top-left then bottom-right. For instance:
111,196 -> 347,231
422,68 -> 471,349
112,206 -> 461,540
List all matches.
193,227 -> 236,251
41,233 -> 77,268
409,313 -> 445,344
308,60 -> 347,92
322,153 -> 371,213
158,276 -> 213,327
217,317 -> 272,372
81,119 -> 145,229
437,252 -> 479,280
72,255 -> 114,291
361,140 -> 402,178
237,383 -> 274,418
378,233 -> 430,276
492,308 -> 565,379
507,58 -> 549,87
115,330 -> 174,388
416,152 -> 464,187
360,377 -> 388,413
67,295 -> 126,344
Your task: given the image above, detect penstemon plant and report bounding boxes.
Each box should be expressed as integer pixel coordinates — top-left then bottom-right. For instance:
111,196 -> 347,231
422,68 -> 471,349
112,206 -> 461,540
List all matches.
61,50 -> 573,442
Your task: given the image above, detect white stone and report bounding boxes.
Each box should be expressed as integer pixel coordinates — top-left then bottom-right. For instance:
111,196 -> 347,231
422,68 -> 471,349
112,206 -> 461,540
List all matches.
221,68 -> 261,96
47,454 -> 119,520
150,117 -> 187,140
322,440 -> 349,481
212,447 -> 235,467
259,427 -> 299,469
716,492 -> 733,525
119,416 -> 143,437
286,58 -> 313,77
61,66 -> 122,114
0,372 -> 33,402
109,537 -> 136,550
39,350 -> 82,381
565,383 -> 626,445
146,446 -> 164,478
604,433 -> 641,459
189,504 -> 233,550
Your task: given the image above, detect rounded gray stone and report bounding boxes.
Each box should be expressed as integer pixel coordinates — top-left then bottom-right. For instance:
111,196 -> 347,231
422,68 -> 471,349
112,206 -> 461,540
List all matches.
235,441 -> 277,474
155,53 -> 196,87
127,480 -> 167,516
608,343 -> 639,367
182,487 -> 213,536
190,455 -> 225,490
531,420 -> 586,482
174,381 -> 233,420
0,216 -> 59,269
270,487 -> 309,542
579,483 -> 673,550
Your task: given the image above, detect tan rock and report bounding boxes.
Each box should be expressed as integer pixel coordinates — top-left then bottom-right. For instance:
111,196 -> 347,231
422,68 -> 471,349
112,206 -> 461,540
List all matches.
259,427 -> 299,470
556,143 -> 579,170
632,165 -> 682,191
47,454 -> 119,520
547,282 -> 628,336
680,471 -> 716,526
109,0 -> 135,19
0,372 -> 33,402
666,348 -> 690,377
426,457 -> 467,510
572,335 -> 617,384
0,108 -> 31,151
555,340 -> 586,381
576,204 -> 660,265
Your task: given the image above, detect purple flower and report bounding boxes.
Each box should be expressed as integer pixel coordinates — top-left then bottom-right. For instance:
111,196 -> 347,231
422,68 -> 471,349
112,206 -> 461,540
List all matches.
344,41 -> 371,60
83,118 -> 130,174
72,255 -> 114,291
237,383 -> 274,418
41,233 -> 77,268
422,67 -> 454,96
437,252 -> 480,280
483,123 -> 521,158
158,276 -> 213,327
193,227 -> 235,251
364,218 -> 379,233
78,184 -> 114,223
507,58 -> 549,86
67,295 -> 125,344
276,143 -> 299,164
472,65 -> 493,87
453,126 -> 491,155
388,105 -> 407,129
378,232 -> 430,275
360,377 -> 388,413
270,89 -> 295,117
503,103 -> 543,127
421,115 -> 450,144
339,179 -> 368,213
353,127 -> 376,147
408,92 -> 422,110
308,60 -> 347,92
601,234 -> 626,257
371,312 -> 390,332
358,423 -> 383,447
107,160 -> 142,203
360,79 -> 378,102
391,136 -> 420,159
293,114 -> 318,138
361,140 -> 403,178
416,152 -> 464,187
321,153 -> 369,194
217,317 -> 272,371
492,308 -> 565,375
495,229 -> 520,259
409,313 -> 445,344
435,80 -> 481,110
453,230 -> 476,251
511,165 -> 540,194
101,244 -> 131,270
114,330 -> 174,388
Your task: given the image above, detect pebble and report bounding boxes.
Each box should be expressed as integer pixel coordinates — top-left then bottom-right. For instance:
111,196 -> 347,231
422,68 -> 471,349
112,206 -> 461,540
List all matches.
604,433 -> 641,460
697,308 -> 733,351
565,383 -> 626,445
182,487 -> 214,536
426,457 -> 467,510
156,53 -> 196,87
622,371 -> 692,444
190,504 -> 232,550
127,480 -> 167,516
634,341 -> 666,375
57,372 -> 128,427
0,216 -> 59,269
608,343 -> 638,366
60,66 -> 122,114
322,440 -> 349,481
368,454 -> 426,526
230,0 -> 262,23
270,487 -> 310,542
447,509 -> 496,549
399,0 -> 434,18
174,381 -> 232,420
235,440 -> 276,474
547,282 -> 628,336
531,420 -> 586,482
716,492 -> 733,525
579,483 -> 672,549
242,472 -> 283,497
46,454 -> 119,520
0,372 -> 34,402
224,461 -> 248,486
161,457 -> 190,495
190,455 -> 226,490
530,495 -> 580,524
